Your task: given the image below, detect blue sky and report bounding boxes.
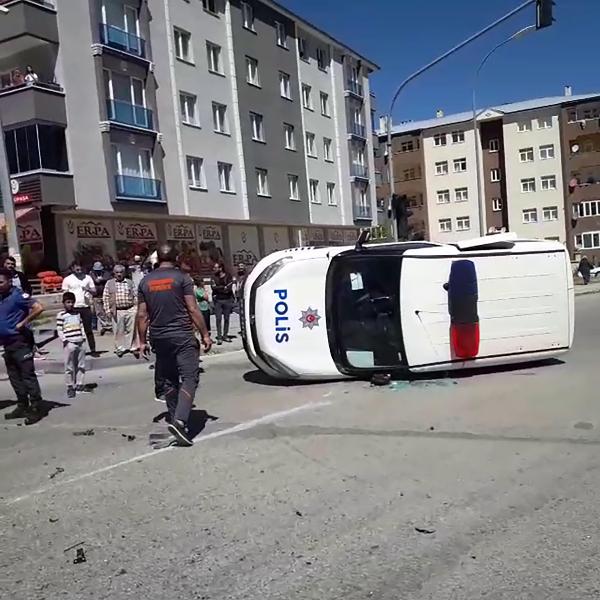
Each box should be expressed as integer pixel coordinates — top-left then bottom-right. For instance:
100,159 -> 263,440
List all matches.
278,0 -> 599,123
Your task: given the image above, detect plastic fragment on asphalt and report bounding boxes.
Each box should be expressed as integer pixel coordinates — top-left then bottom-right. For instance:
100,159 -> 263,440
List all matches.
73,548 -> 86,564
48,466 -> 64,479
414,527 -> 436,535
73,429 -> 95,436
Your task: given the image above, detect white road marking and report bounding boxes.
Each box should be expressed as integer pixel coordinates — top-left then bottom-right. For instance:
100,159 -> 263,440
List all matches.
4,400 -> 332,506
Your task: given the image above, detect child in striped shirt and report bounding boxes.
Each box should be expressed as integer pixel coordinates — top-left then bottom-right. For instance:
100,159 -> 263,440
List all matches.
57,292 -> 87,398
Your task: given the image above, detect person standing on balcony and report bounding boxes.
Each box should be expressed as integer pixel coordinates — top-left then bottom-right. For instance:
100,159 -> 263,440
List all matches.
24,66 -> 38,85
62,263 -> 97,356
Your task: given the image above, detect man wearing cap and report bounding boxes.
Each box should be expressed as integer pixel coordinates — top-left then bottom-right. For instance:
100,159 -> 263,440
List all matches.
103,265 -> 136,357
90,261 -> 111,335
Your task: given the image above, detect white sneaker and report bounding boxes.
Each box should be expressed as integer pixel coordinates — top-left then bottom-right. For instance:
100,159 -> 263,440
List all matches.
154,397 -> 166,403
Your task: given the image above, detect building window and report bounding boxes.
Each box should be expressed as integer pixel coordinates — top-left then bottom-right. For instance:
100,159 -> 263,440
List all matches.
451,130 -> 465,144
577,200 -> 600,217
435,161 -> 448,175
519,147 -> 534,162
275,21 -> 287,48
453,157 -> 467,173
298,37 -> 308,60
492,197 -> 502,212
5,123 -> 69,174
490,168 -> 501,182
206,42 -> 222,74
320,92 -> 330,117
489,138 -> 499,152
456,216 -> 470,231
543,206 -> 558,221
403,168 -> 416,181
245,56 -> 260,86
517,121 -> 532,132
179,92 -> 198,125
174,28 -> 193,62
256,168 -> 269,196
537,117 -> 552,129
317,47 -> 328,71
202,0 -> 217,14
288,174 -> 299,200
455,187 -> 468,202
521,177 -> 536,192
327,182 -> 336,205
186,156 -> 206,189
218,162 -> 234,192
433,133 -> 447,147
306,132 -> 316,157
576,232 -> 600,249
212,102 -> 228,134
439,218 -> 452,233
250,111 -> 264,142
241,2 -> 254,31
309,178 -> 320,203
400,140 -> 415,152
437,189 -> 450,204
539,144 -> 555,160
323,137 -> 333,162
302,84 -> 313,109
283,123 -> 295,150
541,175 -> 557,190
279,71 -> 291,99
522,208 -> 538,223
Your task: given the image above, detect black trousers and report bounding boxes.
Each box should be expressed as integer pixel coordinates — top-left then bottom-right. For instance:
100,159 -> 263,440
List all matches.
200,309 -> 211,334
214,298 -> 234,340
3,331 -> 42,407
76,307 -> 96,352
152,335 -> 200,424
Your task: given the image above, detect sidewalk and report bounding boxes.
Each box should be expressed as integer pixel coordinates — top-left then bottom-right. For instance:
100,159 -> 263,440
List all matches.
1,313 -> 244,375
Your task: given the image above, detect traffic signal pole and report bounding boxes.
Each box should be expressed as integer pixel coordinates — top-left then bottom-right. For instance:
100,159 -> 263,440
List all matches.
386,0 -> 542,241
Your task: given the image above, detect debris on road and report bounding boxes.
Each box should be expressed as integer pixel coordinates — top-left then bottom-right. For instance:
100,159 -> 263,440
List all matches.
48,466 -> 64,479
48,517 -> 59,523
295,510 -> 303,517
115,568 -> 127,576
121,434 -> 136,442
415,526 -> 436,535
73,548 -> 87,564
73,429 -> 95,437
389,379 -> 458,391
370,373 -> 391,386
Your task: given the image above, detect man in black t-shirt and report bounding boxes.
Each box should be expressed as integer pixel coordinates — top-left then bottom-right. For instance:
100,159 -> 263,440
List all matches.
137,245 -> 212,446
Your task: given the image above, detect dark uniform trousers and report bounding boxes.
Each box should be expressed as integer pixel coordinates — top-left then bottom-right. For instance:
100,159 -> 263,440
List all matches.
152,335 -> 200,423
3,330 -> 42,407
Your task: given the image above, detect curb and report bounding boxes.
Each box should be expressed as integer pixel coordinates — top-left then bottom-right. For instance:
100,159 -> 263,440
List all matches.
575,287 -> 600,296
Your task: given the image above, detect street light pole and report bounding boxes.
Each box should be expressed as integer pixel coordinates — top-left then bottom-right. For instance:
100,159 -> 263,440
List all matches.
386,0 -> 536,241
472,25 -> 535,236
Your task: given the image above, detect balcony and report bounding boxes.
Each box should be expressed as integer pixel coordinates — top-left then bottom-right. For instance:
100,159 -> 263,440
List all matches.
353,202 -> 372,221
350,163 -> 369,180
0,80 -> 65,127
100,23 -> 147,59
0,0 -> 58,60
348,122 -> 366,140
107,99 -> 153,130
115,175 -> 162,201
345,80 -> 363,98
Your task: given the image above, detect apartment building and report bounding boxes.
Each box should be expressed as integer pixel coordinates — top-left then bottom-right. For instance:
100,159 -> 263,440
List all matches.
560,97 -> 600,262
377,92 -> 600,251
0,0 -> 378,271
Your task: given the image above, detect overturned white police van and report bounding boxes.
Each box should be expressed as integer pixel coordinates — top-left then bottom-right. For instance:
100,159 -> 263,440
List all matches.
240,233 -> 574,380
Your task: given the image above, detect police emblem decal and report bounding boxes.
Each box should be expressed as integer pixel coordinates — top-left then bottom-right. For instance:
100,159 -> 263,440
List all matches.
299,307 -> 321,330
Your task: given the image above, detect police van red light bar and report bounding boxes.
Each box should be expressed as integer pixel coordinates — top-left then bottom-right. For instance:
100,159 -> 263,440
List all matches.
447,260 -> 480,359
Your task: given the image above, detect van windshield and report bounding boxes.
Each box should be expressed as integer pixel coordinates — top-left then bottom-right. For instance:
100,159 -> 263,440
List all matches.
327,254 -> 404,370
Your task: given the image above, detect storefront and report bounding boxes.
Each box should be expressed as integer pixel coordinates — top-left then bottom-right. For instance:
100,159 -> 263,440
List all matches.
114,219 -> 157,263
228,224 -> 260,267
263,226 -> 290,255
62,217 -> 115,270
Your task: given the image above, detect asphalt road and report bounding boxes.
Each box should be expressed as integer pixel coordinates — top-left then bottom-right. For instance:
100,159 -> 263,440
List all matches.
1,294 -> 600,599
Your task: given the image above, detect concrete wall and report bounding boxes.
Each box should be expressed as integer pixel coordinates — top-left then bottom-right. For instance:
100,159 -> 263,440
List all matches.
503,108 -> 565,241
423,121 -> 480,242
229,0 -> 309,225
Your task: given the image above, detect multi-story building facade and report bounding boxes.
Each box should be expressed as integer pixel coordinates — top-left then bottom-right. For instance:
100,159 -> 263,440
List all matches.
377,92 -> 600,252
0,0 -> 378,271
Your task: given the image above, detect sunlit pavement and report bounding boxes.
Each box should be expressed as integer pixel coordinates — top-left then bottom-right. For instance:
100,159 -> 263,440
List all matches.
1,294 -> 599,599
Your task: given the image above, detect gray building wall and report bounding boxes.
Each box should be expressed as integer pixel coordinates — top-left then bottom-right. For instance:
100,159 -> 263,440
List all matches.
229,0 -> 309,225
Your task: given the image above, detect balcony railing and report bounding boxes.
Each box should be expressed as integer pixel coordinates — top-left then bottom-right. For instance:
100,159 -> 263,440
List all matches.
0,0 -> 55,5
353,202 -> 372,220
345,80 -> 363,97
349,122 -> 366,138
115,174 -> 162,201
351,163 -> 368,178
0,80 -> 63,96
107,98 -> 153,130
100,23 -> 146,58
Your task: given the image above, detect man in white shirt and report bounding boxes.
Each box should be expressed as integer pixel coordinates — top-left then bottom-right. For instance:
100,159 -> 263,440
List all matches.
61,263 -> 97,355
